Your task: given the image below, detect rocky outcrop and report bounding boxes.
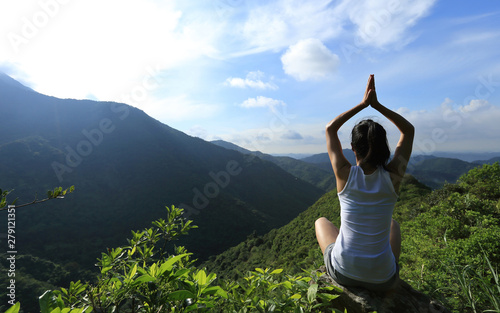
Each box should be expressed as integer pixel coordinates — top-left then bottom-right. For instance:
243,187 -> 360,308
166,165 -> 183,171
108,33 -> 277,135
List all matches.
314,266 -> 451,313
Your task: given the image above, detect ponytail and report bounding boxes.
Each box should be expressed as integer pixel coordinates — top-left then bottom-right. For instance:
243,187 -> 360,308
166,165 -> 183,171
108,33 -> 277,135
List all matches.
351,119 -> 390,168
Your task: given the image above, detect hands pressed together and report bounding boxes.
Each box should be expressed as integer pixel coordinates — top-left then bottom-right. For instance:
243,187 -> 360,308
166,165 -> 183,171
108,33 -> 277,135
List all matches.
361,74 -> 381,108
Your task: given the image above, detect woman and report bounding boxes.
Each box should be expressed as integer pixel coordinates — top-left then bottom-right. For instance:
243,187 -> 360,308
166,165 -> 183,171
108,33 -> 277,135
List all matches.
315,74 -> 414,291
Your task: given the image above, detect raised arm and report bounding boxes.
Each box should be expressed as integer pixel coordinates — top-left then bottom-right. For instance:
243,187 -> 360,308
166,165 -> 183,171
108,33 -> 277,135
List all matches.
368,76 -> 415,185
326,76 -> 372,190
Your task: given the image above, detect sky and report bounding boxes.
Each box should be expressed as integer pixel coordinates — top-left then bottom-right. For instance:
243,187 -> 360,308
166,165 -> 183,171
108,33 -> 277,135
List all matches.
1,0 -> 500,156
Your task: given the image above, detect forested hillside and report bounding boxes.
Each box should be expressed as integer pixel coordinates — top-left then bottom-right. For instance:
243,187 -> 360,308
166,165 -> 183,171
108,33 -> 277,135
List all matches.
0,73 -> 323,269
2,164 -> 499,312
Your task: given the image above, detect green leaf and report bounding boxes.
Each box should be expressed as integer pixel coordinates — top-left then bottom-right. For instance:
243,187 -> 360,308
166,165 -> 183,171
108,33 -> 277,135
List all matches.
295,280 -> 309,289
149,262 -> 158,276
5,302 -> 20,313
322,285 -> 343,293
129,245 -> 136,256
307,284 -> 318,303
185,304 -> 198,312
195,270 -> 207,286
318,293 -> 340,301
270,268 -> 283,275
173,268 -> 191,278
39,290 -> 63,313
281,281 -> 292,290
132,274 -> 155,285
158,253 -> 191,275
202,286 -> 228,299
255,268 -> 265,274
128,263 -> 138,279
290,293 -> 302,300
167,290 -> 196,301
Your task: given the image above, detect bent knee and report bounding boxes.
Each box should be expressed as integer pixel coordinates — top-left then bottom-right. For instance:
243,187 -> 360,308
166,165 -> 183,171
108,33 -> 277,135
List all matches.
315,217 -> 329,227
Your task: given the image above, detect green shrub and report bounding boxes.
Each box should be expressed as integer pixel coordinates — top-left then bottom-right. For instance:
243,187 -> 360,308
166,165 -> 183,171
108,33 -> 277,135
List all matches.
6,205 -> 345,313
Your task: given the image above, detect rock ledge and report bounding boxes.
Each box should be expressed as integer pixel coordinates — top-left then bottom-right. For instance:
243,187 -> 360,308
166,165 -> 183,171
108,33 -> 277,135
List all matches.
314,266 -> 451,313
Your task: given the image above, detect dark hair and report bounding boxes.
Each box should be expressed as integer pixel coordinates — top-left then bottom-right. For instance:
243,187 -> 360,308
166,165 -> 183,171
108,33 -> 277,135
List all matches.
351,119 -> 390,168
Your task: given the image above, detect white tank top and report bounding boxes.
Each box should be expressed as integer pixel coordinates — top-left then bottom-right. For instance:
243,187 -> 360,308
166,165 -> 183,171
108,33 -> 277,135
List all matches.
331,165 -> 398,283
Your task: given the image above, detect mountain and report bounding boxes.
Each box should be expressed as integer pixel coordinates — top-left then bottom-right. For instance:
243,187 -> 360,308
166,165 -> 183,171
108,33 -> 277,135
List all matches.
301,151 -> 356,173
405,157 -> 478,189
211,140 -> 252,155
433,151 -> 500,162
301,151 -> 500,189
211,140 -> 335,191
213,140 -> 500,191
0,73 -> 323,269
474,156 -> 500,164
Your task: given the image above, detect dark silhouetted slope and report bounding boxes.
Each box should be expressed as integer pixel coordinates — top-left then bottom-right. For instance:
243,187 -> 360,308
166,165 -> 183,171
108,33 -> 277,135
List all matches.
0,73 -> 323,268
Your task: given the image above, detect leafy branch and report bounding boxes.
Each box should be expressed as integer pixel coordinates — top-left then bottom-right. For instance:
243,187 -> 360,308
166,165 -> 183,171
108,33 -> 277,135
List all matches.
0,186 -> 75,211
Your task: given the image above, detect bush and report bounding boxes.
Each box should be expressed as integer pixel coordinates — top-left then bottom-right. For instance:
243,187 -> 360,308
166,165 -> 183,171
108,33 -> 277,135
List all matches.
6,205 -> 345,313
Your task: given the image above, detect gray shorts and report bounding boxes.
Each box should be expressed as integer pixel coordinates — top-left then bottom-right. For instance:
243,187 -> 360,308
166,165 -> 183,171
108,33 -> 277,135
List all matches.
323,242 -> 399,292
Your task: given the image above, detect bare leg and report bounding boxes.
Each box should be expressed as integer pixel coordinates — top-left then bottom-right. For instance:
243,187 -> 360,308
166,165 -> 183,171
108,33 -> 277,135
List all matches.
390,219 -> 401,262
315,217 -> 339,254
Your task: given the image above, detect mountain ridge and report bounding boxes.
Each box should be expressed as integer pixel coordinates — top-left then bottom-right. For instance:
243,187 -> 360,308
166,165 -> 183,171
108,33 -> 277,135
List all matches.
0,73 -> 323,269
212,140 -> 500,189
211,139 -> 336,191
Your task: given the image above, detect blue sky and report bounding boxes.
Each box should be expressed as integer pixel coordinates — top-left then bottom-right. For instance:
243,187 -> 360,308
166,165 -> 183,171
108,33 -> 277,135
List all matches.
1,0 -> 500,155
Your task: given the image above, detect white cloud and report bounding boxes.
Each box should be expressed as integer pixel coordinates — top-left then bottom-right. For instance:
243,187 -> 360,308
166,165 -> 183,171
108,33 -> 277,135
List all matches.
395,98 -> 500,153
229,0 -> 436,56
240,96 -> 285,110
459,99 -> 490,113
343,0 -> 437,48
281,38 -> 339,81
225,71 -> 278,90
239,0 -> 342,53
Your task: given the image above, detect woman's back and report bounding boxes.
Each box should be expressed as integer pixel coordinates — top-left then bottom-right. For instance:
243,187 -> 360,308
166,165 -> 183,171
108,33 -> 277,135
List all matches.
333,165 -> 398,283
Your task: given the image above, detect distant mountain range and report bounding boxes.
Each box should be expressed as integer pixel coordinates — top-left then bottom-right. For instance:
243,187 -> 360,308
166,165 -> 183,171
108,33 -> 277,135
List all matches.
212,141 -> 500,190
0,73 -> 323,269
211,140 -> 336,191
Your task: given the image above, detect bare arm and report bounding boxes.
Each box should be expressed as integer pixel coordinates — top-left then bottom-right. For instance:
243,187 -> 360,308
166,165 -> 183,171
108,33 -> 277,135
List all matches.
369,76 -> 415,185
326,76 -> 372,191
